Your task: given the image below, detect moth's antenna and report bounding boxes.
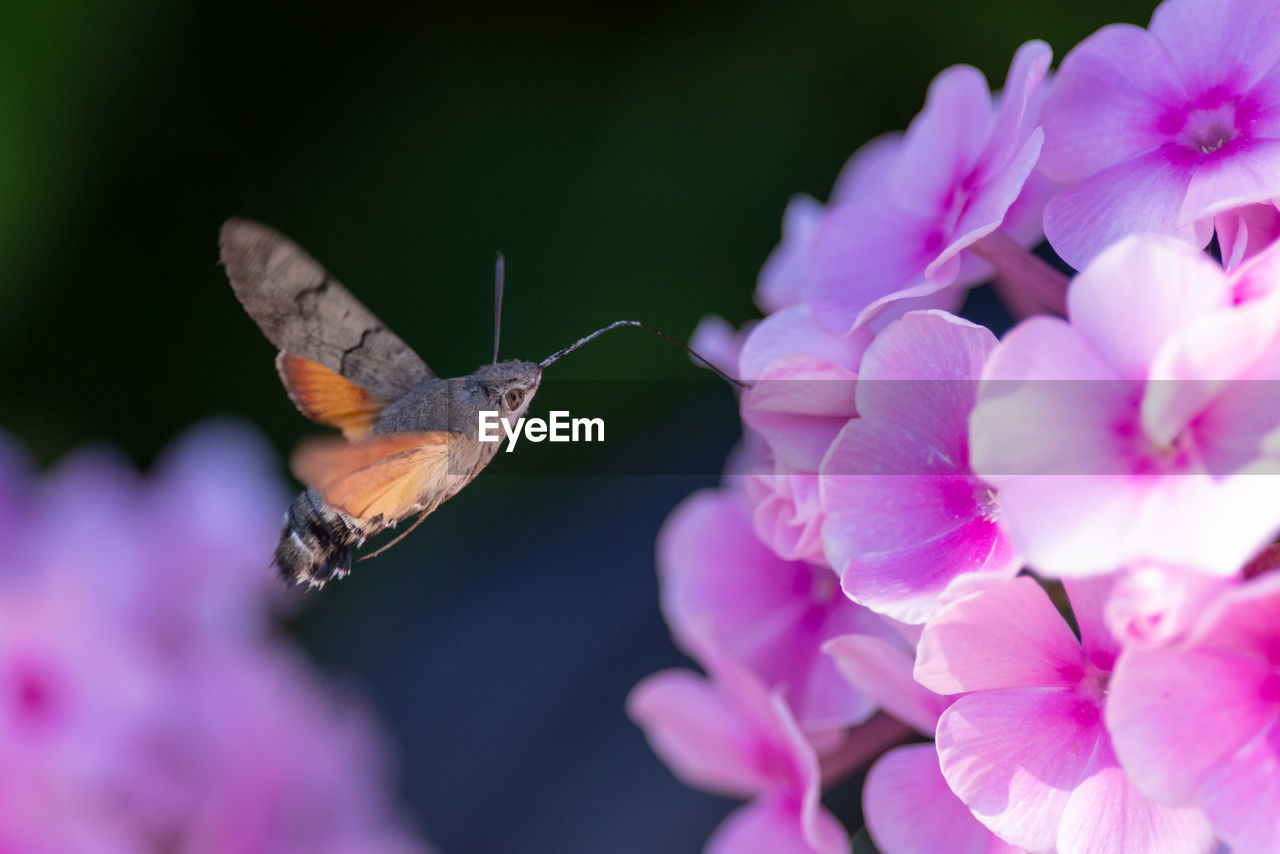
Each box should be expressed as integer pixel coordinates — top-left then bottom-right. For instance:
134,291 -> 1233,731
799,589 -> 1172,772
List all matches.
540,320 -> 748,389
492,253 -> 505,364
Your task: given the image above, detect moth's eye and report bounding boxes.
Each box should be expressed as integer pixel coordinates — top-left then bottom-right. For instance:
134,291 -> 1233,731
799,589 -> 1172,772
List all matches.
504,388 -> 525,410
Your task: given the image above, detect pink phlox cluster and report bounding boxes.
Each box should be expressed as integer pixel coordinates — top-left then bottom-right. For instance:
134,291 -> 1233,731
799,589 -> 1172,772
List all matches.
640,4 -> 1280,852
0,422 -> 435,854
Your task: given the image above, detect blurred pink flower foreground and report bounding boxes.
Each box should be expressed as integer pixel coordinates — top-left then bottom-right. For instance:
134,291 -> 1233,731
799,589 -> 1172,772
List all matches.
0,422 -> 434,854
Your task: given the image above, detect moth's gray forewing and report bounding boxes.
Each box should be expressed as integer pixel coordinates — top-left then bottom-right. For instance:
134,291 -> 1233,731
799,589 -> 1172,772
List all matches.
220,218 -> 433,399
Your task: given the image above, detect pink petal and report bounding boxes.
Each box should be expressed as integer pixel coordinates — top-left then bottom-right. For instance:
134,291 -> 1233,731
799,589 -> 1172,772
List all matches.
999,170 -> 1061,253
757,196 -> 824,314
1062,577 -> 1121,669
830,132 -> 903,203
864,744 -> 1021,854
854,311 -> 997,460
989,475 -> 1152,575
938,42 -> 1053,272
808,201 -> 952,336
1039,24 -> 1188,183
1149,0 -> 1280,98
1108,653 -> 1278,806
1192,572 -> 1280,650
939,129 -> 1043,272
972,318 -> 1133,481
690,315 -> 753,382
1197,717 -> 1280,854
936,688 -> 1103,854
915,577 -> 1084,695
657,489 -> 785,656
855,255 -> 962,332
1245,59 -> 1280,139
834,514 -> 1016,625
1216,203 -> 1280,272
1143,303 -> 1280,450
1104,563 -> 1239,649
1182,138 -> 1280,222
657,490 -> 880,731
864,281 -> 969,333
1044,24 -> 1182,183
889,65 -> 993,220
1109,577 -> 1280,854
1043,150 -> 1200,273
707,795 -> 849,854
748,467 -> 827,566
982,41 -> 1053,172
1067,236 -> 1230,382
1058,737 -> 1216,854
742,356 -> 859,472
822,419 -> 1015,623
994,470 -> 1279,578
739,304 -> 871,380
1228,228 -> 1280,301
626,670 -> 770,798
1194,348 -> 1280,474
823,634 -> 949,736
1126,473 -> 1280,575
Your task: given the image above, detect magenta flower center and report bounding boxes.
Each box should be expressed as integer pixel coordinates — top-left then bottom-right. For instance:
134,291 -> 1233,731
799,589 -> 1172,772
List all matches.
973,480 -> 1000,522
1076,663 -> 1111,705
1176,103 -> 1241,155
6,657 -> 63,733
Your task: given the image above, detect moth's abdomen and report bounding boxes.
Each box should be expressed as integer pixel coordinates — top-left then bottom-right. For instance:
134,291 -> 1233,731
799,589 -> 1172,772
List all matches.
274,489 -> 363,588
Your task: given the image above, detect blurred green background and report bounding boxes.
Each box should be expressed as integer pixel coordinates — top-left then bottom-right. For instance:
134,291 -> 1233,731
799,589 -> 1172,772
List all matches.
0,1 -> 1156,851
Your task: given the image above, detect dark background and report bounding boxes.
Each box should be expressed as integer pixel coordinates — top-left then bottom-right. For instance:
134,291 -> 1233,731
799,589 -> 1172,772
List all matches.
0,1 -> 1155,851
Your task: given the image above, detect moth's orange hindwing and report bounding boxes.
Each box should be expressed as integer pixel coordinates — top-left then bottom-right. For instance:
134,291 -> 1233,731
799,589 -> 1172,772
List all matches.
291,432 -> 458,521
277,352 -> 389,439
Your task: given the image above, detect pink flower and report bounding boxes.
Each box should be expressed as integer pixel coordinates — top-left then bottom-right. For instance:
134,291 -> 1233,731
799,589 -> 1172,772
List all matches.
808,40 -> 1052,333
1039,0 -> 1280,269
971,235 -> 1280,577
627,638 -> 849,854
658,489 -> 884,732
1108,573 -> 1280,854
820,311 -> 1020,623
915,576 -> 1216,854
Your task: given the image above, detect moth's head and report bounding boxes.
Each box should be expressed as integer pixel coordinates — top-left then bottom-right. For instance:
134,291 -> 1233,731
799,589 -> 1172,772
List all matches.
474,359 -> 542,420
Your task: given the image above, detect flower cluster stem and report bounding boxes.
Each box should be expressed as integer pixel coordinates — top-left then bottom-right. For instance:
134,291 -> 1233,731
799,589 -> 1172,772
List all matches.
971,229 -> 1069,318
